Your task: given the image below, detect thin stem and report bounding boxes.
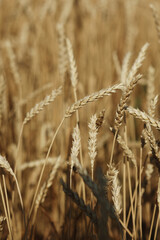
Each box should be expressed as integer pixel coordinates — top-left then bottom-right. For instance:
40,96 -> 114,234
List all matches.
29,117 -> 65,219
154,206 -> 160,240
2,175 -> 12,232
0,180 -> 12,240
15,123 -> 24,174
127,160 -> 136,239
139,147 -> 143,238
119,218 -> 133,238
109,130 -> 118,166
148,204 -> 156,240
123,157 -> 126,240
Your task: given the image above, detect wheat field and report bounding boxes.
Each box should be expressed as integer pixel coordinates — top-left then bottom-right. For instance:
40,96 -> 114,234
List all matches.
0,0 -> 160,239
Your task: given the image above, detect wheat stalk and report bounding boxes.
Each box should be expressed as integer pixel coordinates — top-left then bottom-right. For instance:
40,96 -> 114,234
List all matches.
0,155 -> 24,219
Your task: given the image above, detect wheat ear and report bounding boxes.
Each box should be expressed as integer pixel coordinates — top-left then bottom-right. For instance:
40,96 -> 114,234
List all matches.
88,114 -> 98,181
116,133 -> 137,166
106,164 -> 122,216
114,74 -> 142,131
32,156 -> 63,226
121,52 -> 131,84
66,38 -> 78,88
0,155 -> 24,220
65,83 -> 124,118
70,125 -> 81,188
127,106 -> 160,130
60,178 -> 98,224
57,23 -> 68,82
150,4 -> 160,44
23,86 -> 62,124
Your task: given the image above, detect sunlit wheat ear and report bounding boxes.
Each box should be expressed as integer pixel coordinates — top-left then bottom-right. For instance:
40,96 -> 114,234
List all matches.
114,43 -> 149,131
88,114 -> 98,180
145,124 -> 159,157
114,74 -> 142,131
0,155 -> 24,211
127,106 -> 160,130
106,164 -> 122,216
65,83 -> 124,118
121,52 -> 131,84
66,38 -> 78,89
57,23 -> 68,82
116,133 -> 136,166
23,86 -> 62,124
150,4 -> 160,44
126,43 -> 149,84
70,125 -> 81,188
